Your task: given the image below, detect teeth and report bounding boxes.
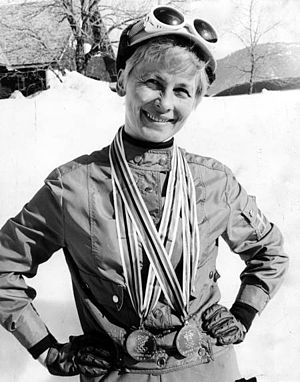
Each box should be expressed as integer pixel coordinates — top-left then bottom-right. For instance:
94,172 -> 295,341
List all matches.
145,111 -> 169,123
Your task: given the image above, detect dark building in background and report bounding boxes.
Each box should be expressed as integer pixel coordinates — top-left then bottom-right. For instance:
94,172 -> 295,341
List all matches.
0,1 -> 112,98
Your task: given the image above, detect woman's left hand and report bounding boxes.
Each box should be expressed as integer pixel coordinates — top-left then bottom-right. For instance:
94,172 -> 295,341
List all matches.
202,304 -> 246,345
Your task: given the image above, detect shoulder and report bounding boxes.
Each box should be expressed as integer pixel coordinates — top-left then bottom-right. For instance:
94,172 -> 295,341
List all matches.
181,148 -> 232,176
45,146 -> 110,181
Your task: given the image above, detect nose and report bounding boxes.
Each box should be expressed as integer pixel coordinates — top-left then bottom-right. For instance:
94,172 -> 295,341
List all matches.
155,90 -> 174,113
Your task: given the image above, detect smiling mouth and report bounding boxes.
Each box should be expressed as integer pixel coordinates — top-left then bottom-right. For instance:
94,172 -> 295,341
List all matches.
143,110 -> 174,123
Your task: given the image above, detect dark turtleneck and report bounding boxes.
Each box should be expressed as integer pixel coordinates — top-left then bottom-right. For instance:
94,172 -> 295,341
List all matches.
122,130 -> 174,149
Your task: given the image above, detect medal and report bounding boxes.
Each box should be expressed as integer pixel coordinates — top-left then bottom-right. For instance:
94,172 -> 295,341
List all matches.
175,322 -> 203,357
125,329 -> 169,367
111,127 -> 203,366
125,329 -> 157,361
110,127 -> 200,320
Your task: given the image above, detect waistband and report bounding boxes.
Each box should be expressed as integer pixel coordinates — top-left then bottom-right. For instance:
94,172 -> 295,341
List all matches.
118,343 -> 230,375
115,325 -> 228,374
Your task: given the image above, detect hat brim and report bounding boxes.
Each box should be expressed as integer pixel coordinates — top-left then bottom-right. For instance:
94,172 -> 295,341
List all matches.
129,29 -> 216,72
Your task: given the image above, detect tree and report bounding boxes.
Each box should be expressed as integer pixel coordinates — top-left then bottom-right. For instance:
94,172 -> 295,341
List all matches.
1,0 -> 191,83
229,0 -> 280,94
60,0 -> 117,77
38,0 -> 190,78
0,0 -> 154,81
65,0 -> 187,77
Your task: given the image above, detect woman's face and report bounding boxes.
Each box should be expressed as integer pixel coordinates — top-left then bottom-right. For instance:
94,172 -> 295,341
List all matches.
120,60 -> 199,142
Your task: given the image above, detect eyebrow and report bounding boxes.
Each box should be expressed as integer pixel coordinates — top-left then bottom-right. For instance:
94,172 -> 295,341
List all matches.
153,75 -> 192,88
149,73 -> 164,82
176,82 -> 192,89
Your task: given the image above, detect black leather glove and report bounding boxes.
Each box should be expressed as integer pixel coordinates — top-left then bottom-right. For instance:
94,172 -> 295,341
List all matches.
202,304 -> 246,345
46,333 -> 117,377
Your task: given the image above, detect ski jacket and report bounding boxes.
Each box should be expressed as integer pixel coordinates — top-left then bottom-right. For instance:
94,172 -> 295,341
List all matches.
0,136 -> 288,364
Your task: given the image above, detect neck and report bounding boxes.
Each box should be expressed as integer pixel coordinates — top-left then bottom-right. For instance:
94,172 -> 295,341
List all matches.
122,130 -> 174,149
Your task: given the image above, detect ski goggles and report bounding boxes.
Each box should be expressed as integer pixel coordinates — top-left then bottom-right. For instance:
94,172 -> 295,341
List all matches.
138,6 -> 217,43
116,6 -> 218,84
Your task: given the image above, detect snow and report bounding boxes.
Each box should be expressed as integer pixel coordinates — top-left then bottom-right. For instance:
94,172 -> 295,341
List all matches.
0,71 -> 299,382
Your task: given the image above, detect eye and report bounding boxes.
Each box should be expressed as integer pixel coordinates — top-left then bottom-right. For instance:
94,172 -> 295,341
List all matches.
145,78 -> 161,89
174,87 -> 191,98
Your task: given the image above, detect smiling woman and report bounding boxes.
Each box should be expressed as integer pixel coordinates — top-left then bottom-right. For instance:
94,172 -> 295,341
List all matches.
0,5 -> 288,382
116,39 -> 209,143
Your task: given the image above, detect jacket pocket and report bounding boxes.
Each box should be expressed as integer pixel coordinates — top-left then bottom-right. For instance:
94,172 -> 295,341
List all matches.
241,195 -> 271,240
80,272 -> 124,312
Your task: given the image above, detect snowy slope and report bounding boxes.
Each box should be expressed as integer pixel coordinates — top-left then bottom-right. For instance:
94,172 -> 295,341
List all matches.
0,72 -> 299,381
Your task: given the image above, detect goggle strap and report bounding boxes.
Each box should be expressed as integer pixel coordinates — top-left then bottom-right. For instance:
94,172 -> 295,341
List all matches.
128,20 -> 145,41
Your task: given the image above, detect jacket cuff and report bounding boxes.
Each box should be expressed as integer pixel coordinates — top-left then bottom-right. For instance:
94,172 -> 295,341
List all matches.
10,304 -> 51,349
28,333 -> 57,359
230,301 -> 258,331
235,284 -> 270,313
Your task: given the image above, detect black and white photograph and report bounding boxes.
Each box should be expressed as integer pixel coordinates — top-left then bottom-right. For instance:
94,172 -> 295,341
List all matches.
0,0 -> 298,381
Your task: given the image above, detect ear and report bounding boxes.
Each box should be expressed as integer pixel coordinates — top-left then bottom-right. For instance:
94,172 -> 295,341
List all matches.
193,95 -> 203,109
116,69 -> 126,97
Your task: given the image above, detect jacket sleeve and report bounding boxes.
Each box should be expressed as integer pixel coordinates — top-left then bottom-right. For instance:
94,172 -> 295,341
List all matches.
221,167 -> 288,313
0,168 -> 64,350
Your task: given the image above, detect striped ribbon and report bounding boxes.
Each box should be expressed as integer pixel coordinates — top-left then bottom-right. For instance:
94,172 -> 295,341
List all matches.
109,127 -> 200,323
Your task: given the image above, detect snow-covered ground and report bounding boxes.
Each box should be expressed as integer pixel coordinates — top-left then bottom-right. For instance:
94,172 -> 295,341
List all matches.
0,72 -> 299,381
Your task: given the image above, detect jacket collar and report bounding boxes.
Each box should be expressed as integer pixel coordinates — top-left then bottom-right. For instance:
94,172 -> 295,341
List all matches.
122,130 -> 173,171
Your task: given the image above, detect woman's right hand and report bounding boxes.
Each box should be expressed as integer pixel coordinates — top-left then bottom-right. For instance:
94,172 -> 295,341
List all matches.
45,333 -> 117,377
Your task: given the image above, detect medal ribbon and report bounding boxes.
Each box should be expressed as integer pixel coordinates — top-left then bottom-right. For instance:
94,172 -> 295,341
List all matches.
109,127 -> 200,321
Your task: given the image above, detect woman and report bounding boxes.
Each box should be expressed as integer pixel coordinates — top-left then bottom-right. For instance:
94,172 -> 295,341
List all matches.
0,6 -> 288,382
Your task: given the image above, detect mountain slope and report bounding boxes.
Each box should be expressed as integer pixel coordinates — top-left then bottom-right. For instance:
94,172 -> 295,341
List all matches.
208,42 -> 300,96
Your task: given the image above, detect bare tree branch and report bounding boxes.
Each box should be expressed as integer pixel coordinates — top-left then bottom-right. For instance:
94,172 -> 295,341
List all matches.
228,0 -> 280,94
2,0 -> 185,81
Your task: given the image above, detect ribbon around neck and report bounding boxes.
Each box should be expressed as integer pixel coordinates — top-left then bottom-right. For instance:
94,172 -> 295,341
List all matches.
109,127 -> 200,323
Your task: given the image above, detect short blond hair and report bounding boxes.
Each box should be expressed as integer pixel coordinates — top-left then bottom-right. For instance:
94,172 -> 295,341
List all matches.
120,37 -> 209,103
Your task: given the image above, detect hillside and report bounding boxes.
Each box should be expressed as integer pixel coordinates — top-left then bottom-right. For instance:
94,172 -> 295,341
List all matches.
208,42 -> 300,96
214,76 -> 300,96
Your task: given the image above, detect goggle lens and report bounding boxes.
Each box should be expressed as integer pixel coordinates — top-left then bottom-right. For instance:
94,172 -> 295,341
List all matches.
153,6 -> 184,26
193,19 -> 218,43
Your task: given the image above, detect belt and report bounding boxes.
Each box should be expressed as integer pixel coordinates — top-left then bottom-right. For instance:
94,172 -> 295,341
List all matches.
118,323 -> 215,372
